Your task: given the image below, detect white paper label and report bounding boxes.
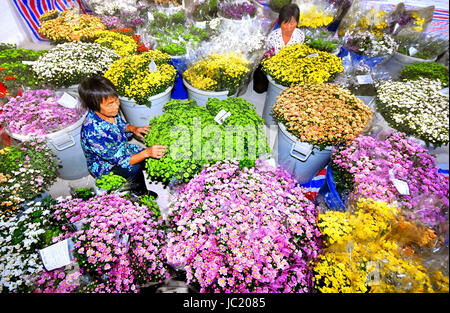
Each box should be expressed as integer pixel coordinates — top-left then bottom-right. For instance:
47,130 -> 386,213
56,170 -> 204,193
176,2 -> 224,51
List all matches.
438,87 -> 449,96
391,179 -> 410,195
147,12 -> 154,22
307,53 -> 319,58
214,109 -> 232,125
39,239 -> 73,271
263,157 -> 277,168
408,47 -> 418,56
356,74 -> 374,85
57,92 -> 78,109
21,60 -> 36,65
148,58 -> 158,72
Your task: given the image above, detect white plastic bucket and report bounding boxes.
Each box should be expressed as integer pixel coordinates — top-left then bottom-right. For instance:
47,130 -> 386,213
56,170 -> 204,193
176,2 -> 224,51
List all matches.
393,52 -> 437,64
277,122 -> 333,184
263,74 -> 286,125
6,111 -> 89,180
183,78 -> 235,107
119,85 -> 173,127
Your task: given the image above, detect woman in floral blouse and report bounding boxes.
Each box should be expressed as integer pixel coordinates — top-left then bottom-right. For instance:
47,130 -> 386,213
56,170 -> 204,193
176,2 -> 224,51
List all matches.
79,76 -> 167,196
253,3 -> 304,93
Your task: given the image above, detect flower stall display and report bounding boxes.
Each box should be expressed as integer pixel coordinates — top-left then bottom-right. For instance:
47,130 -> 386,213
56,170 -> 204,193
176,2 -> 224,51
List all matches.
313,198 -> 449,293
192,0 -> 219,21
85,0 -> 138,16
183,52 -> 250,96
399,62 -> 449,88
217,1 -> 258,20
331,132 -> 449,232
104,50 -> 176,105
144,98 -> 269,185
0,89 -> 85,137
32,42 -> 119,88
0,197 -> 62,292
32,194 -> 167,293
165,159 -> 322,292
261,44 -> 343,86
376,78 -> 449,147
94,30 -> 138,57
38,9 -> 106,44
343,30 -> 398,57
0,140 -> 58,218
272,83 -> 372,149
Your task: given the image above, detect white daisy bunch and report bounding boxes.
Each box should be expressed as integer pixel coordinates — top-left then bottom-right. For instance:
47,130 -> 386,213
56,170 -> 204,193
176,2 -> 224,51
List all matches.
344,30 -> 398,57
376,77 -> 449,147
32,42 -> 119,88
86,0 -> 137,16
0,201 -> 59,292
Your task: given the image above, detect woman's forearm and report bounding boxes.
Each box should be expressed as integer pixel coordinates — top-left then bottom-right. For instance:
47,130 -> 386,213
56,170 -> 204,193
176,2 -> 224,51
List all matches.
129,149 -> 149,165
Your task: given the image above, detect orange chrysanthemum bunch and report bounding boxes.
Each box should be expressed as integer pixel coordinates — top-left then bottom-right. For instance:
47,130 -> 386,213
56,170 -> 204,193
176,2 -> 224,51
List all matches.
38,9 -> 105,44
273,83 -> 373,149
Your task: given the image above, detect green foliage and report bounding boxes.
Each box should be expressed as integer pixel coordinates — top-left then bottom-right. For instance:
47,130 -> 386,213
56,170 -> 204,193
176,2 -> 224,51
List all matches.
0,43 -> 16,51
0,48 -> 47,64
395,35 -> 448,60
193,0 -> 218,21
139,194 -> 161,218
304,36 -> 338,53
96,172 -> 127,191
144,98 -> 270,185
269,0 -> 292,13
0,62 -> 41,90
73,187 -> 95,200
399,62 -> 449,87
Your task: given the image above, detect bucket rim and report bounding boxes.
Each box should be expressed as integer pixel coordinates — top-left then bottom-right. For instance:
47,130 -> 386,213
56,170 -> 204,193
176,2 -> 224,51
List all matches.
182,78 -> 230,96
266,74 -> 287,90
118,85 -> 174,103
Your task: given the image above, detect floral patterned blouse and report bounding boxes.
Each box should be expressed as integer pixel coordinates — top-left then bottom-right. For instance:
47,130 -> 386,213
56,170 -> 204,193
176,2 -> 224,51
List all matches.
80,110 -> 142,178
264,28 -> 305,57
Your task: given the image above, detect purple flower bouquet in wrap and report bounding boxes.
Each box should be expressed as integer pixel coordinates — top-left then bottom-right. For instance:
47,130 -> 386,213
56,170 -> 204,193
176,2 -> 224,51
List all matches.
219,1 -> 257,20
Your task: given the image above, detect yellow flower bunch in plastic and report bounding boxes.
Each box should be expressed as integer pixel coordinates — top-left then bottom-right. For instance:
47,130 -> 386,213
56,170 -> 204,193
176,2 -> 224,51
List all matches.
38,9 -> 105,44
104,50 -> 176,106
298,7 -> 334,28
94,31 -> 137,57
313,198 -> 448,293
183,52 -> 250,95
338,8 -> 388,37
262,44 -> 343,86
412,12 -> 425,32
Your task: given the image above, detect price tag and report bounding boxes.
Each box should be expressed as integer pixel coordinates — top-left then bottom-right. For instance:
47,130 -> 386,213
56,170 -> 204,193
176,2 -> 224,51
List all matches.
21,60 -> 36,65
391,179 -> 410,196
39,239 -> 73,271
356,74 -> 374,85
306,53 -> 319,58
214,109 -> 231,125
57,92 -> 78,109
408,47 -> 418,56
148,58 -> 158,72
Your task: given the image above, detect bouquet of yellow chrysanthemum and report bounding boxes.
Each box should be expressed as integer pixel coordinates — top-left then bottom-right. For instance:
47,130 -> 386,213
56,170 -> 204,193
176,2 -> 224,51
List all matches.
94,30 -> 137,57
262,44 -> 343,87
183,52 -> 250,95
295,0 -> 337,28
104,50 -> 176,106
38,9 -> 105,44
313,198 -> 449,293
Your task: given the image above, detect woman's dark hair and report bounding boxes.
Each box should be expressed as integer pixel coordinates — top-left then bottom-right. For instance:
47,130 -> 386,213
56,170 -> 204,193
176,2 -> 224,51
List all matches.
279,3 -> 300,24
78,76 -> 118,111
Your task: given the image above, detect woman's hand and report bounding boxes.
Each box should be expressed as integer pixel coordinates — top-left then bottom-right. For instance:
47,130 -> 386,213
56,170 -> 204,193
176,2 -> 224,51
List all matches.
127,125 -> 151,138
145,145 -> 168,159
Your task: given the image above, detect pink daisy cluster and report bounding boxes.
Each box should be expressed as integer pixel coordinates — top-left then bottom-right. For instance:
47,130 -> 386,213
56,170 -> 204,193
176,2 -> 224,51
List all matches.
0,89 -> 83,136
34,194 -> 167,293
333,132 -> 449,230
166,160 -> 322,293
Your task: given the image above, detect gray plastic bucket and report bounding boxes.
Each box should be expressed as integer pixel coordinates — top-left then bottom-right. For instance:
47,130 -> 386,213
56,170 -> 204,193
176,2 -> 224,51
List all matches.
263,74 -> 286,125
277,122 -> 333,184
7,112 -> 89,180
183,78 -> 236,107
119,85 -> 173,127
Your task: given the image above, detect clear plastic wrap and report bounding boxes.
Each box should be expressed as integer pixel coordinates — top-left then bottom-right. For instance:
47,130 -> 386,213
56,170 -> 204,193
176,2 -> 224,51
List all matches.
294,0 -> 338,28
394,32 -> 449,60
217,0 -> 262,20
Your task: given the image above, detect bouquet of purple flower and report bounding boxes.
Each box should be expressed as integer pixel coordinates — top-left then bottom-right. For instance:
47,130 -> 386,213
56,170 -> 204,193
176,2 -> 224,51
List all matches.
0,89 -> 85,137
166,159 -> 322,293
332,132 -> 449,232
219,1 -> 257,20
32,194 -> 167,293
